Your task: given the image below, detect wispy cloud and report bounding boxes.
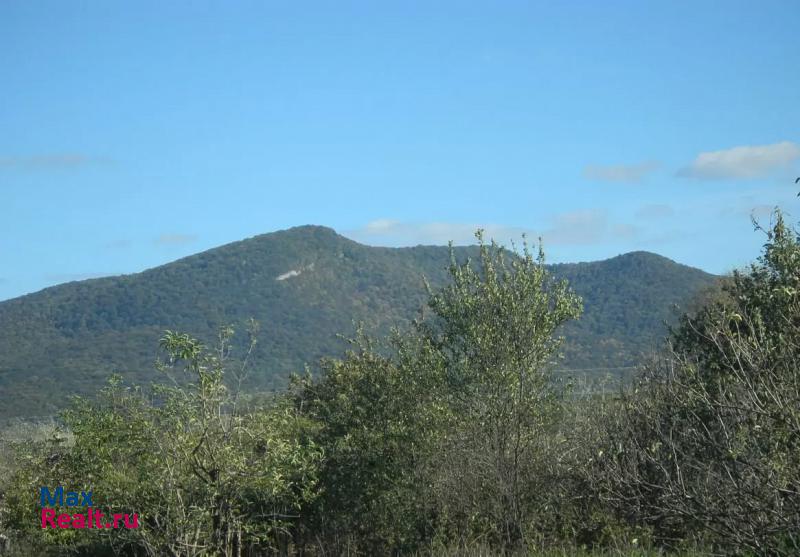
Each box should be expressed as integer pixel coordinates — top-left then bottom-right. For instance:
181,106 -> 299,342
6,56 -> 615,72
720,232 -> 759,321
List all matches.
541,210 -> 638,245
583,161 -> 660,183
45,272 -> 116,283
0,154 -> 113,171
154,233 -> 198,246
678,141 -> 800,180
347,220 -> 528,246
635,204 -> 675,219
346,211 -> 638,248
103,239 -> 131,250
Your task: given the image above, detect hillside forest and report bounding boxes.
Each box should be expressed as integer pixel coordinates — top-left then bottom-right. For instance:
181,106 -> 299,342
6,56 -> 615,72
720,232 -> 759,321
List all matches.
0,226 -> 713,420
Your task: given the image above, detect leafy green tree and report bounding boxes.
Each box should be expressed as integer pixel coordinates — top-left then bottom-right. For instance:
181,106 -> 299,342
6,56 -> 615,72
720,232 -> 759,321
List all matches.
298,231 -> 582,552
419,232 -> 582,547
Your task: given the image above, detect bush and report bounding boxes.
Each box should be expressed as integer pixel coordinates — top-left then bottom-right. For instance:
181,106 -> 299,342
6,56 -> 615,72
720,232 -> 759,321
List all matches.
2,327 -> 322,556
595,211 -> 800,554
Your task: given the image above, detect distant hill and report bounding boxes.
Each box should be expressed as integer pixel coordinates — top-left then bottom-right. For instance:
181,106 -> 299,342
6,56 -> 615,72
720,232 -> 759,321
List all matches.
0,225 -> 715,419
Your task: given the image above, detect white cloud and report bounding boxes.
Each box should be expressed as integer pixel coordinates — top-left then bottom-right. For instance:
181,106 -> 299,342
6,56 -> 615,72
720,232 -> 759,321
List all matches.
583,161 -> 660,183
679,141 -> 800,180
345,211 -> 638,248
346,221 -> 529,246
363,219 -> 402,233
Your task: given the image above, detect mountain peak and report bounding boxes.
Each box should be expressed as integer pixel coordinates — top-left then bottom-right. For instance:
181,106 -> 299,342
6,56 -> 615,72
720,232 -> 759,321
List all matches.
280,224 -> 339,236
248,224 -> 352,247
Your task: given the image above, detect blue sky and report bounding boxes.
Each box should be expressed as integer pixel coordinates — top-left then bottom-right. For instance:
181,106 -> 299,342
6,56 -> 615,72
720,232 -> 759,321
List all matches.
1,1 -> 799,301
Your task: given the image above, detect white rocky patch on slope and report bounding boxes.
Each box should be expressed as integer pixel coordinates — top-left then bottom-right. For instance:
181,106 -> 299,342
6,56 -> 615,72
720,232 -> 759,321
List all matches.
275,263 -> 314,281
275,269 -> 302,281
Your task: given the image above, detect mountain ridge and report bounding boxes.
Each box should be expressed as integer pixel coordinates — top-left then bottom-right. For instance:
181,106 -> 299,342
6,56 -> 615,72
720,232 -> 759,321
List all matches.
0,225 -> 716,419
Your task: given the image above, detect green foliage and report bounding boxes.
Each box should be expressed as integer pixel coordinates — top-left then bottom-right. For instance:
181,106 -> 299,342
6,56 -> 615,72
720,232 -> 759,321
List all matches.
2,327 -> 322,556
0,226 -> 714,419
291,329 -> 445,553
594,210 -> 800,554
419,233 -> 582,547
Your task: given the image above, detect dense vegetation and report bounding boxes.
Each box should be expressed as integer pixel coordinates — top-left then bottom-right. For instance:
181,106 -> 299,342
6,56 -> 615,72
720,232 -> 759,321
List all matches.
2,212 -> 799,556
0,226 -> 713,419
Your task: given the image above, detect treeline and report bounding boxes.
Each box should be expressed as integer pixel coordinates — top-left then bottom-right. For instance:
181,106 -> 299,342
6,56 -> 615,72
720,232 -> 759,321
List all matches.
1,219 -> 799,556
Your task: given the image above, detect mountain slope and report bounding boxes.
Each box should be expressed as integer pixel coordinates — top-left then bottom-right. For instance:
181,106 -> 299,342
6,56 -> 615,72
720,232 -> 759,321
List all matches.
0,226 -> 715,418
552,251 -> 716,372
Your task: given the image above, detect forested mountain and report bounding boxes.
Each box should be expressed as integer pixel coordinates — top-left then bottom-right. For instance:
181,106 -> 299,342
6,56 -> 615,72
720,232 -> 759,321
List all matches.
0,225 -> 715,418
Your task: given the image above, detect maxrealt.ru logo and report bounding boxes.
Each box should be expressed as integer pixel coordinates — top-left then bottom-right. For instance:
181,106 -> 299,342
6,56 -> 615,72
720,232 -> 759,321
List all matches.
39,486 -> 138,529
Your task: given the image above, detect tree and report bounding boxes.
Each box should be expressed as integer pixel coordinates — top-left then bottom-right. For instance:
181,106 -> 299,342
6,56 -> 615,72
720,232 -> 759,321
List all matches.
297,231 -> 583,552
419,231 -> 582,548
